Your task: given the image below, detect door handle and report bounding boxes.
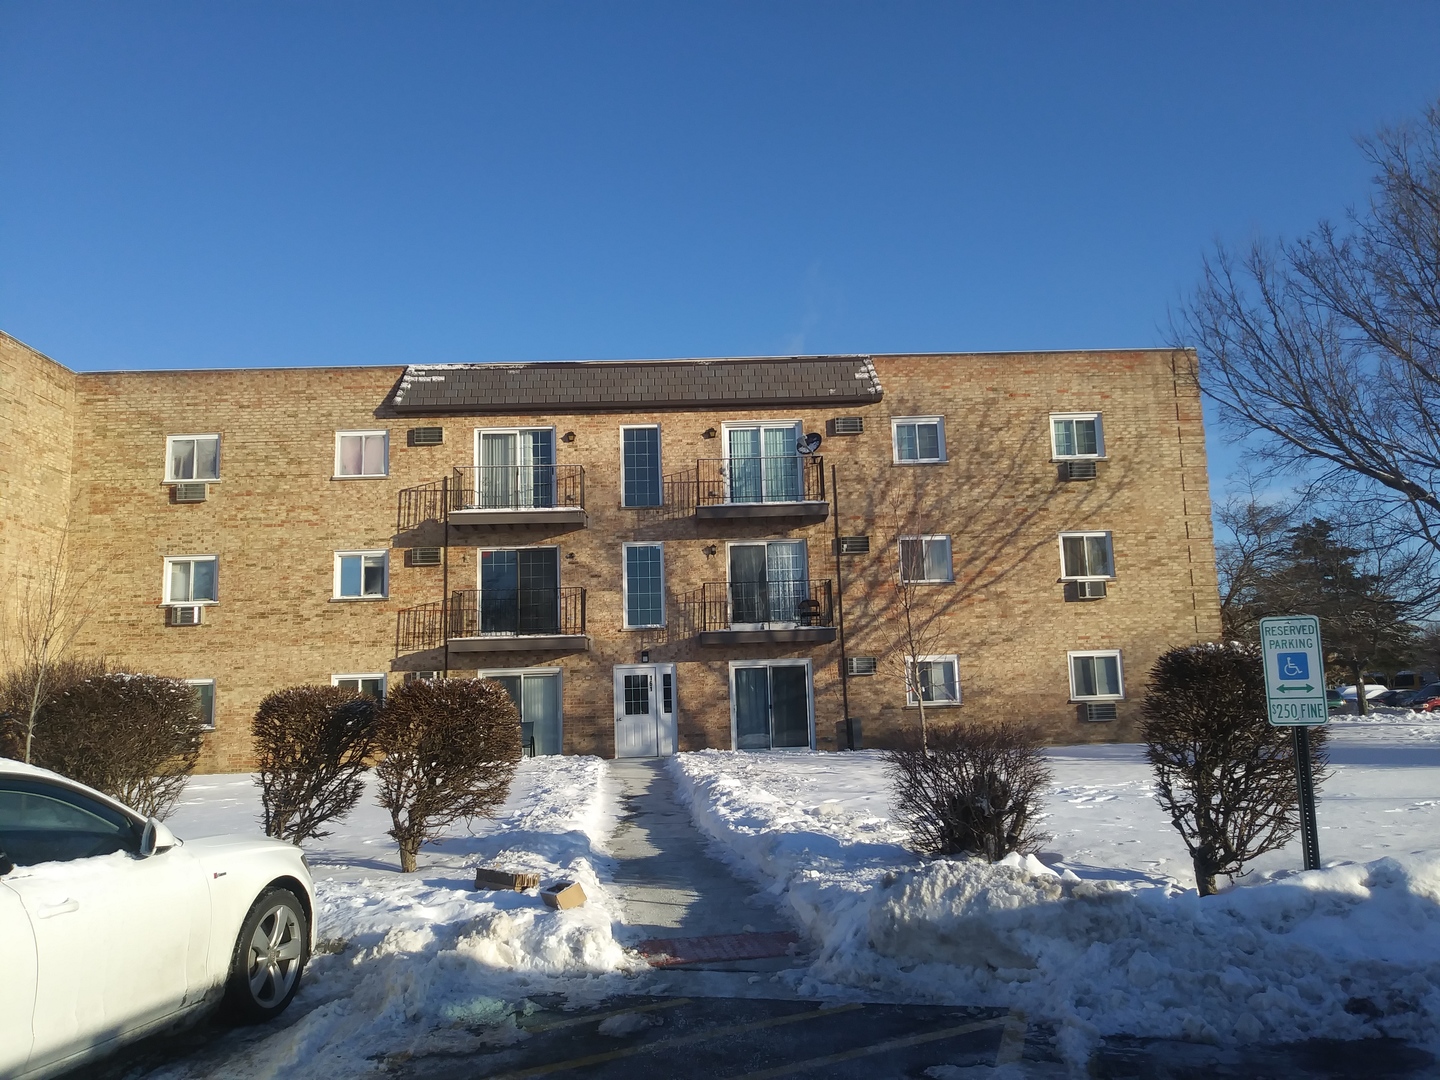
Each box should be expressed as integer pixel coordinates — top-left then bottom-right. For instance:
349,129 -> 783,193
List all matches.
37,898 -> 79,919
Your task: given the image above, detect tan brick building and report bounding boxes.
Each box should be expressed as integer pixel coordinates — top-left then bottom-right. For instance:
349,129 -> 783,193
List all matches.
0,330 -> 1219,772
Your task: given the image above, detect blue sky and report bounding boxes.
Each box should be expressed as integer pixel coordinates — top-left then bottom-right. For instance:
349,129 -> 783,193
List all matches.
3,3 -> 1439,495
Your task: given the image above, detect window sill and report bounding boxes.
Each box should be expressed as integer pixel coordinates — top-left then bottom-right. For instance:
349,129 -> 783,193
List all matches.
163,479 -> 221,485
331,474 -> 390,481
905,700 -> 962,709
622,624 -> 666,631
1059,577 -> 1116,583
1051,456 -> 1107,463
899,579 -> 954,586
1070,698 -> 1124,704
330,596 -> 389,603
619,503 -> 665,510
891,459 -> 948,466
163,601 -> 218,607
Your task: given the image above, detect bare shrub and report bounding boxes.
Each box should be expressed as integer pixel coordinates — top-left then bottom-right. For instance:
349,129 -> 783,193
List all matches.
253,686 -> 380,844
1142,643 -> 1328,896
0,655 -> 107,760
885,721 -> 1053,860
33,673 -> 205,818
373,679 -> 522,872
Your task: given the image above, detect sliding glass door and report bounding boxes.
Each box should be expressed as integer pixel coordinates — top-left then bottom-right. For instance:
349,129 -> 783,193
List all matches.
725,423 -> 801,503
476,428 -> 555,509
479,548 -> 560,634
731,662 -> 812,750
483,670 -> 562,756
728,541 -> 806,627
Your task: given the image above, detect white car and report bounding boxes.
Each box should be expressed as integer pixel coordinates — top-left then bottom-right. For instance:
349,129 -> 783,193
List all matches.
0,759 -> 314,1080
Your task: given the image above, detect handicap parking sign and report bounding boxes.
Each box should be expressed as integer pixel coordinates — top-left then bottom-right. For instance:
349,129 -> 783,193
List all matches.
1277,652 -> 1309,680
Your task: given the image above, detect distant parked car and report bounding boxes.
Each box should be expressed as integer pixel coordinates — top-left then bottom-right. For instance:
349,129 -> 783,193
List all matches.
1397,682 -> 1440,709
1391,670 -> 1440,692
1327,689 -> 1346,712
1337,684 -> 1391,702
1,759 -> 314,1080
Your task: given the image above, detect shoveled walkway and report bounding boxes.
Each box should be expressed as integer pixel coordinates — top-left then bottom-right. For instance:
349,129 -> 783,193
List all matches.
606,758 -> 801,974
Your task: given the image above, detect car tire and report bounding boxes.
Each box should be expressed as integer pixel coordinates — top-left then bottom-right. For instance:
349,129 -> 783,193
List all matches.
223,886 -> 310,1023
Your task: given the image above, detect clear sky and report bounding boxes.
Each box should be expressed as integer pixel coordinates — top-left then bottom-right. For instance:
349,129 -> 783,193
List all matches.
3,2 -> 1439,494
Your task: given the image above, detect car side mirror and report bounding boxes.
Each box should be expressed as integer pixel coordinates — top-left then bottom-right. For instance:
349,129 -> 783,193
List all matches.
0,851 -> 13,876
140,817 -> 178,857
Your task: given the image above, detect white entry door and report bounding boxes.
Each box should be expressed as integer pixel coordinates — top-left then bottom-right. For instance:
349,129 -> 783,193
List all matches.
613,664 -> 677,758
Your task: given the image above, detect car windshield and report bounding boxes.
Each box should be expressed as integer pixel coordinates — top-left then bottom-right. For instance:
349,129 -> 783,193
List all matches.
0,780 -> 140,866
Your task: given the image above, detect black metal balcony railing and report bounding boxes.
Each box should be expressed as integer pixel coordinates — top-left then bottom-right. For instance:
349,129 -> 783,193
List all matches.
451,585 -> 586,638
695,455 -> 825,507
452,465 -> 585,513
396,586 -> 588,653
693,579 -> 834,633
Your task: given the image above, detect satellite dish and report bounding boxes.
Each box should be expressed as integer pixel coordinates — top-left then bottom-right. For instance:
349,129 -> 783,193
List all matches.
796,432 -> 823,455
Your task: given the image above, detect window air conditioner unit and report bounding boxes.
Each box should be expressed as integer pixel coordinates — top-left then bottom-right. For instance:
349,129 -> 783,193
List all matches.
1085,702 -> 1119,722
830,417 -> 865,436
173,482 -> 208,503
409,547 -> 443,567
1077,579 -> 1108,600
409,427 -> 444,447
836,535 -> 870,555
1061,460 -> 1098,481
168,605 -> 203,626
846,656 -> 878,676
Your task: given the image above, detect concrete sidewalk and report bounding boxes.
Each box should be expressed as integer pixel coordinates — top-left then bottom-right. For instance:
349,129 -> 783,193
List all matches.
606,758 -> 800,972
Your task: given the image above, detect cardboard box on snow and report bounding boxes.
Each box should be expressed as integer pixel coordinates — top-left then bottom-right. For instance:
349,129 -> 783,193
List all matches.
540,881 -> 586,910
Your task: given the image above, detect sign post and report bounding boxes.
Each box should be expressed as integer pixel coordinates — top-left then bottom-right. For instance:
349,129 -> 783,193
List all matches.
1259,615 -> 1326,871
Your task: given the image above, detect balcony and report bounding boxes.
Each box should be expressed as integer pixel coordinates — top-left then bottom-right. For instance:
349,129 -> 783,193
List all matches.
693,455 -> 828,522
397,587 -> 589,654
693,579 -> 836,645
397,465 -> 586,532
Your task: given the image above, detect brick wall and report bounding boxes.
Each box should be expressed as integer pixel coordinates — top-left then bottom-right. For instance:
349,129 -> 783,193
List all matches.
9,345 -> 1218,771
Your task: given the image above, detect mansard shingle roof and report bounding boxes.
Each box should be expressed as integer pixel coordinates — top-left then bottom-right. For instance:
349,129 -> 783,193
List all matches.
387,355 -> 882,414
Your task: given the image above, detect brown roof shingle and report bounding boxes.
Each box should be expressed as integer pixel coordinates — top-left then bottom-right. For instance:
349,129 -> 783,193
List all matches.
387,355 -> 882,414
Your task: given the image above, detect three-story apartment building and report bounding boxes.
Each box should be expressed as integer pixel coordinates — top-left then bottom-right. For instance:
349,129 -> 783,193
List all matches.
0,331 -> 1220,771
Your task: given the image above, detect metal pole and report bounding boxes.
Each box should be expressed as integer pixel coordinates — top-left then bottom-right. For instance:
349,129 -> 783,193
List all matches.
442,474 -> 450,679
1292,726 -> 1321,870
832,463 -> 853,751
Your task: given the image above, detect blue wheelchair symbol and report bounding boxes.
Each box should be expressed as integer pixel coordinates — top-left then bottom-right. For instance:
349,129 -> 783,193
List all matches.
1277,652 -> 1309,680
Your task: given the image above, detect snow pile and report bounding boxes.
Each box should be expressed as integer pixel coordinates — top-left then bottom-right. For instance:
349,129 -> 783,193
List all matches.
153,756 -> 638,1079
669,747 -> 1440,1063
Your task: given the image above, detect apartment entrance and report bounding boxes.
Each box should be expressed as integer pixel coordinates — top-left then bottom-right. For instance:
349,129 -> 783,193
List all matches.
730,660 -> 813,750
613,664 -> 677,758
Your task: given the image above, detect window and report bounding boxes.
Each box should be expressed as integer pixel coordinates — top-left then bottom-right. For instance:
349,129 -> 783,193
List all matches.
335,431 -> 388,477
892,417 -> 946,463
0,778 -> 141,866
723,422 -> 802,503
474,427 -> 556,509
1069,651 -> 1124,700
621,426 -> 662,507
166,435 -> 220,482
906,656 -> 961,706
728,541 -> 808,625
335,551 -> 388,599
481,669 -> 562,755
186,679 -> 216,730
623,543 -> 665,628
899,535 -> 953,583
164,556 -> 218,604
480,548 -> 562,634
1059,532 -> 1114,579
1051,413 -> 1104,459
333,674 -> 386,701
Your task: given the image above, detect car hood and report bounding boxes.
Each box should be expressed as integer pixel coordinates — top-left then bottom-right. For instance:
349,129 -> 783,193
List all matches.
180,833 -> 306,860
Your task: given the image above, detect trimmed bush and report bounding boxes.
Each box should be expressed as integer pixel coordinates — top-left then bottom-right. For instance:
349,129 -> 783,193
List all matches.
33,672 -> 204,818
1142,642 -> 1328,896
253,685 -> 380,844
0,655 -> 108,762
885,720 -> 1052,860
373,678 -> 523,872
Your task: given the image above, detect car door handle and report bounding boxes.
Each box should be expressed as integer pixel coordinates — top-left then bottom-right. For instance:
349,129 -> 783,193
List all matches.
37,898 -> 79,919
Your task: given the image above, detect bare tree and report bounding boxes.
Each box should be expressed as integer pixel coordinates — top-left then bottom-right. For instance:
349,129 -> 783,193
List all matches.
1214,486 -> 1296,641
1178,99 -> 1440,566
0,523 -> 98,763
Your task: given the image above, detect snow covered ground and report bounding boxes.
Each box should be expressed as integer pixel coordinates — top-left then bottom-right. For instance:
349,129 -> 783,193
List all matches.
144,756 -> 640,1079
669,710 -> 1440,1065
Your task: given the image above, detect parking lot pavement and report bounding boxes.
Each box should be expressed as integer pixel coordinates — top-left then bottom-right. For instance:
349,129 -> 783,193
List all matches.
383,996 -> 1049,1079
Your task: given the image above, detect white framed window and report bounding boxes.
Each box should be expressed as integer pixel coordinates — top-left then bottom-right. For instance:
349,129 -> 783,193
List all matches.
1051,413 -> 1104,459
185,679 -> 216,730
906,655 -> 961,706
165,435 -> 220,482
623,543 -> 665,629
899,535 -> 953,583
335,550 -> 388,599
163,556 -> 218,604
1068,650 -> 1124,701
892,417 -> 946,463
333,673 -> 387,701
1058,532 -> 1114,580
621,425 -> 663,507
335,430 -> 389,478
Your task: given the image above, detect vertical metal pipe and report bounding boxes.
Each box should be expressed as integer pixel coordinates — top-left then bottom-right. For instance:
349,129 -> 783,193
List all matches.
442,474 -> 450,679
1292,726 -> 1321,870
832,463 -> 853,750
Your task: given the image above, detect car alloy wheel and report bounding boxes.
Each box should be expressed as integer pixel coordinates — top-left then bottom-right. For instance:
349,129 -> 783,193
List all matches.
226,887 -> 309,1021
